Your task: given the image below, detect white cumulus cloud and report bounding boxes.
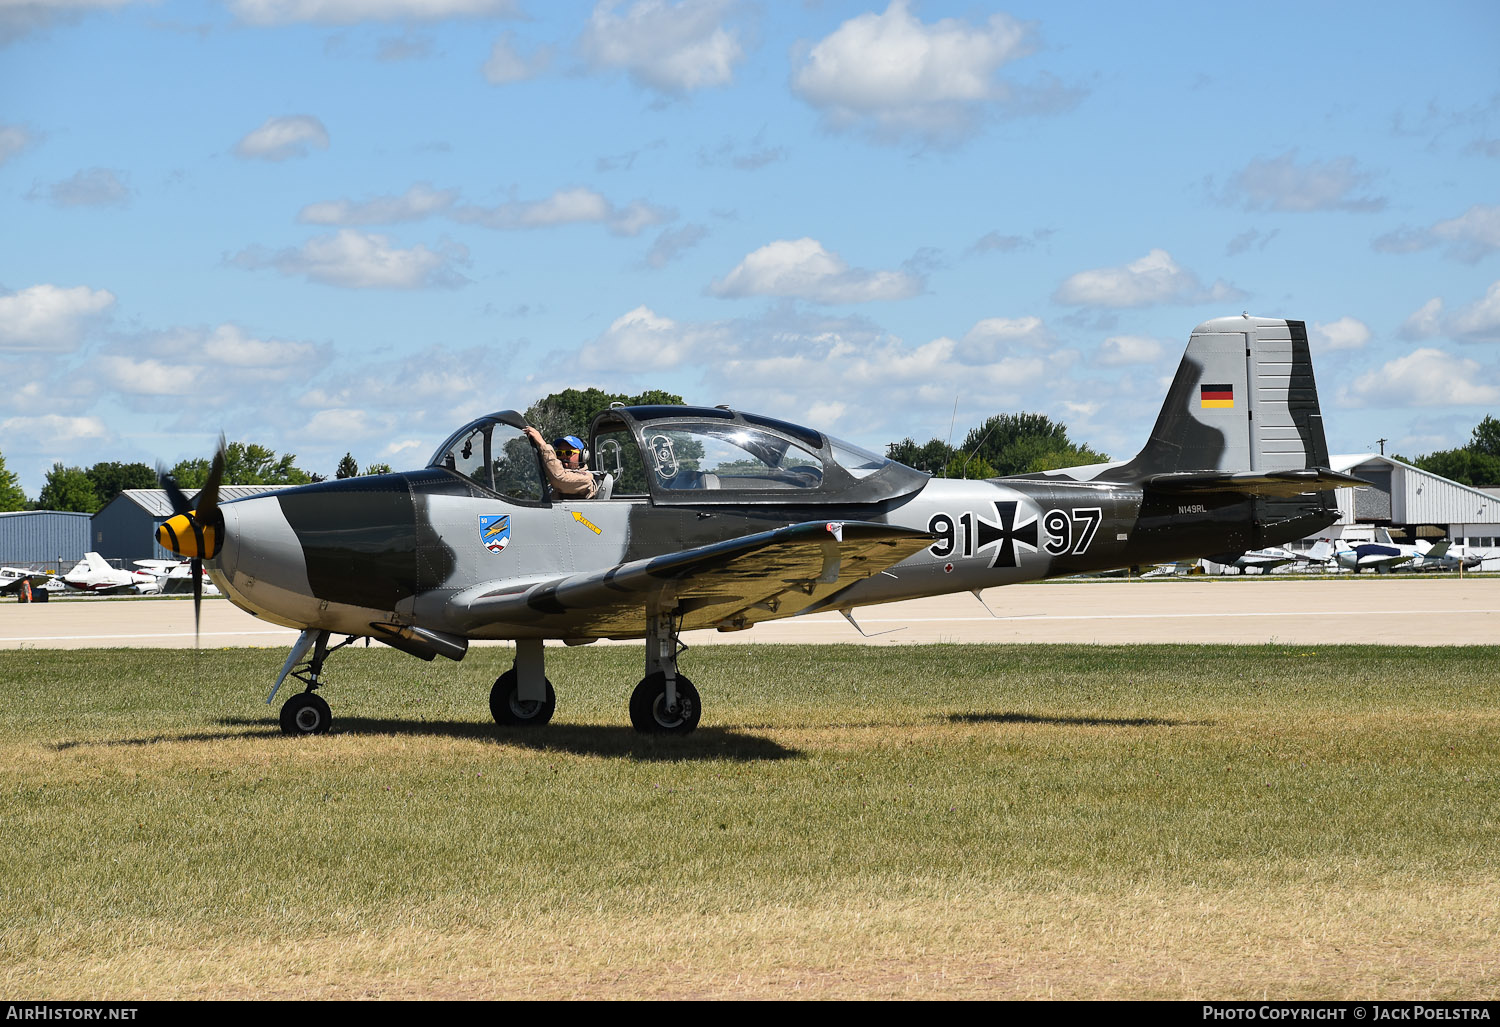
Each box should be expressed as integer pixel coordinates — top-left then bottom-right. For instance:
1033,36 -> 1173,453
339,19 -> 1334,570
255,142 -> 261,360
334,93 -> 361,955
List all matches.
0,413 -> 109,443
1226,152 -> 1384,212
34,167 -> 130,208
791,0 -> 1037,144
483,31 -> 552,84
0,284 -> 115,351
1402,297 -> 1444,340
298,183 -> 457,225
581,0 -> 744,94
1095,335 -> 1166,366
234,115 -> 330,161
231,230 -> 468,289
1311,316 -> 1371,351
711,238 -> 923,304
0,124 -> 34,165
955,315 -> 1049,363
1374,204 -> 1500,264
1054,249 -> 1243,308
1449,280 -> 1500,343
582,305 -> 725,370
1341,348 -> 1500,408
452,187 -> 672,236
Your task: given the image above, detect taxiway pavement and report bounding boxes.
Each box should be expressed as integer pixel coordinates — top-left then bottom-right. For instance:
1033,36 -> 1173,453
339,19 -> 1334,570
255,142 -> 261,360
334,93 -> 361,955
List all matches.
2,577 -> 1496,649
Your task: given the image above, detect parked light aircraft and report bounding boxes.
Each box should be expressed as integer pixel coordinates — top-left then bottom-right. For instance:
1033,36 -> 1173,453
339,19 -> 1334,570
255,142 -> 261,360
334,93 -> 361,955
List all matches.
1204,546 -> 1299,573
1309,533 -> 1449,573
154,315 -> 1362,736
136,559 -> 222,596
1,566 -> 53,598
1408,543 -> 1482,572
62,553 -> 160,594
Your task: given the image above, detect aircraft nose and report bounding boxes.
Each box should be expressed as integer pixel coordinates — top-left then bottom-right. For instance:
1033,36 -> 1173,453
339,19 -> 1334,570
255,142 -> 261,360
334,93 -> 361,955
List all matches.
157,512 -> 220,559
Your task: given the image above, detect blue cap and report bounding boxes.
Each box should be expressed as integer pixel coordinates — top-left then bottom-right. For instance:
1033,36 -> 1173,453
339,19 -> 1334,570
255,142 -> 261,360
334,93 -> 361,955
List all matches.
554,435 -> 585,450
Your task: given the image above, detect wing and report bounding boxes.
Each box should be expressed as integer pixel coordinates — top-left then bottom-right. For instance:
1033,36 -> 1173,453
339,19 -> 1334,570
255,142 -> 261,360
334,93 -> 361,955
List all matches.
445,519 -> 932,638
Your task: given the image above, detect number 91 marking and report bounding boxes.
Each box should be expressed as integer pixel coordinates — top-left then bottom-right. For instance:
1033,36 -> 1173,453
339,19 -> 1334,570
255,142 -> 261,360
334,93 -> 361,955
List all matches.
1043,507 -> 1101,556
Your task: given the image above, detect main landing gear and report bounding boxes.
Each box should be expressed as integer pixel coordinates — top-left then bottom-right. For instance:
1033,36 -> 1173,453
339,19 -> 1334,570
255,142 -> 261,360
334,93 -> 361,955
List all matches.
485,614 -> 703,734
629,611 -> 700,735
489,636 -> 557,728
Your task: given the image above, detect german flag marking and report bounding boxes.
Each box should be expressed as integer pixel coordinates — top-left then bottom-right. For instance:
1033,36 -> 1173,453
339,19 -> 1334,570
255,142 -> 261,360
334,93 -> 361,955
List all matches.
1200,383 -> 1234,409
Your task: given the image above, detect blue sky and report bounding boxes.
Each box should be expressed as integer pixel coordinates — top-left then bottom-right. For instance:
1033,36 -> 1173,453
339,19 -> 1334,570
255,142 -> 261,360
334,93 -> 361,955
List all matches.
2,0 -> 1498,496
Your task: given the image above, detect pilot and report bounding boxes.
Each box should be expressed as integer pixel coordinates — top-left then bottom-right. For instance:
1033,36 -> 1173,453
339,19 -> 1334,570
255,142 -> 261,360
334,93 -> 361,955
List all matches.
524,427 -> 599,500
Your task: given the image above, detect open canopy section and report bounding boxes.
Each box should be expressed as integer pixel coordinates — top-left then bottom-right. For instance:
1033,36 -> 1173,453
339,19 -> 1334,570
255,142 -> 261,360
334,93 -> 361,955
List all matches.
427,410 -> 546,503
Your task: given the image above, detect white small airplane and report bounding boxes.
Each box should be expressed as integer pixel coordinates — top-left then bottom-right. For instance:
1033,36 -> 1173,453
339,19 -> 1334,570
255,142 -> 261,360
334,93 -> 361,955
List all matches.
136,559 -> 222,596
1,565 -> 54,599
1204,546 -> 1299,573
62,553 -> 161,594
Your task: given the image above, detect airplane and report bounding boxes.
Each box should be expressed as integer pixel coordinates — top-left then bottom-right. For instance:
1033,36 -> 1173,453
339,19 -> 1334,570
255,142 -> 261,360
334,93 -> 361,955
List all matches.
1,566 -> 54,600
1307,534 -> 1448,573
135,559 -> 222,596
1407,542 -> 1483,572
61,552 -> 161,595
153,314 -> 1364,736
1203,546 -> 1299,574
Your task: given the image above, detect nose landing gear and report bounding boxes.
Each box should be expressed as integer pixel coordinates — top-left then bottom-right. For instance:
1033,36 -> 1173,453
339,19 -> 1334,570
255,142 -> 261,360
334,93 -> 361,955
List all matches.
270,629 -> 357,736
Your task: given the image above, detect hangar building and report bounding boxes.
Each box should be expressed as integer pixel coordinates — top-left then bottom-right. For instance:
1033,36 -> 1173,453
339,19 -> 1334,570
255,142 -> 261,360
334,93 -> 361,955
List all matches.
0,510 -> 91,571
1319,454 -> 1500,568
91,487 -> 288,564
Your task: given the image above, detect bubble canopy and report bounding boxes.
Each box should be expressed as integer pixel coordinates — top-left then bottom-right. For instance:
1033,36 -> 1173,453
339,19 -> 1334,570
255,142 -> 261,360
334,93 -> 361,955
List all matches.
429,406 -> 928,505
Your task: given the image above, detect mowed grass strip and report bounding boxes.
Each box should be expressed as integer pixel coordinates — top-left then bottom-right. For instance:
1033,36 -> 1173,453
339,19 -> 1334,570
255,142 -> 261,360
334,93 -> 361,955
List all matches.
1,644 -> 1496,999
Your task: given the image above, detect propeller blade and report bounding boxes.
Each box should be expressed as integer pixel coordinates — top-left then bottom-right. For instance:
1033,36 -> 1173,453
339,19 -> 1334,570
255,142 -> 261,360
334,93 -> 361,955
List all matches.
158,465 -> 193,518
195,434 -> 226,521
192,556 -> 202,649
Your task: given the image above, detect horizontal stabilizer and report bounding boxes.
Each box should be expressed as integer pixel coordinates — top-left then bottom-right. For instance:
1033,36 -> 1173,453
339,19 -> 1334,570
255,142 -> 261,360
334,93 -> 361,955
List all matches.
1144,467 -> 1369,498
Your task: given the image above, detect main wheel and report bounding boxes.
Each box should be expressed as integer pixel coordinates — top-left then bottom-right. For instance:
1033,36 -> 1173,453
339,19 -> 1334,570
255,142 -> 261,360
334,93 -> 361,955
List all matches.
280,692 -> 332,736
490,668 -> 556,726
629,672 -> 701,735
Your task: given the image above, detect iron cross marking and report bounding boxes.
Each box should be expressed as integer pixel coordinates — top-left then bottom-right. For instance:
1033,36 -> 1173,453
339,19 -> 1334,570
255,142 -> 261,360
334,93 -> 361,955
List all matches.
975,500 -> 1038,568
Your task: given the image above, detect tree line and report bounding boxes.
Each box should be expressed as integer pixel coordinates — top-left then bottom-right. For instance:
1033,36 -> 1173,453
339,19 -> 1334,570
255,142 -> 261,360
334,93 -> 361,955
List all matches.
0,446 -> 396,514
1396,416 -> 1500,488
887,412 -> 1109,478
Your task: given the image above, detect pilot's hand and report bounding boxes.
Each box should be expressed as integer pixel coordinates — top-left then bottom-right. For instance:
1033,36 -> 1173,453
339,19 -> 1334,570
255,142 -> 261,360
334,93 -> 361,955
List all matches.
523,426 -> 542,444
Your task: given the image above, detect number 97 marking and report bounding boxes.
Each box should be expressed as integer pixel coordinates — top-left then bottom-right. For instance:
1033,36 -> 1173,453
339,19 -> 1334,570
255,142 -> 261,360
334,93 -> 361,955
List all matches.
1043,507 -> 1101,556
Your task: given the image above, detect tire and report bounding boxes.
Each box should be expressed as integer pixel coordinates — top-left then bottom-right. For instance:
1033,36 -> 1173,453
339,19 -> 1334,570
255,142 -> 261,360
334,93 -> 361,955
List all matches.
490,668 -> 556,726
280,692 -> 332,736
628,672 -> 701,735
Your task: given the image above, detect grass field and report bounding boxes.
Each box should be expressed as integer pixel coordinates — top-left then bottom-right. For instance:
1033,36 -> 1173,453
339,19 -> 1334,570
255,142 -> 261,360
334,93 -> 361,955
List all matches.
2,643 -> 1497,999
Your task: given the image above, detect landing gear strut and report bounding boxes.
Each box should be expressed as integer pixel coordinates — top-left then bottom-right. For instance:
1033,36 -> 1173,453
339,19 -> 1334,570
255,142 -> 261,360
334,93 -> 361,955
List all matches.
630,611 -> 700,734
490,638 -> 555,726
270,629 -> 357,736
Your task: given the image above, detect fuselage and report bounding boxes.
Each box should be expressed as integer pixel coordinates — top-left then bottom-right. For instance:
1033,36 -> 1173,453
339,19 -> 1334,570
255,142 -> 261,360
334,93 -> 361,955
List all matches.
208,466 -> 1336,641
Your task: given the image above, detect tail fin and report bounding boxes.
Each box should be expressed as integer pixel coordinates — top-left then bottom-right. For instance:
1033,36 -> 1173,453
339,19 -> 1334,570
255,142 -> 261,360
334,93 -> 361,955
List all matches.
1103,316 -> 1363,496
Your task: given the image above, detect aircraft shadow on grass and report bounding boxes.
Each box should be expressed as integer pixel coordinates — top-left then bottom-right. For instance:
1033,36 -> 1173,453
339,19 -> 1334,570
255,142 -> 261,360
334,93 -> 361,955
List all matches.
50,720 -> 797,761
949,711 -> 1213,728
